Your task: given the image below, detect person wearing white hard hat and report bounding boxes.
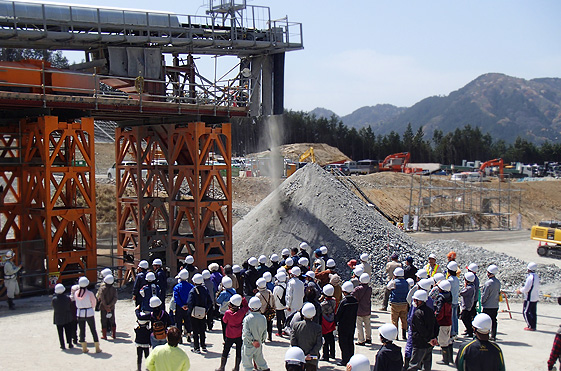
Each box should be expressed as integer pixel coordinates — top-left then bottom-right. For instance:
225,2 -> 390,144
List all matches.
133,260 -> 149,307
406,269 -> 429,305
182,255 -> 199,284
315,258 -> 336,287
223,264 -> 239,293
346,353 -> 370,371
298,242 -> 311,262
280,248 -> 291,266
516,261 -> 540,331
244,257 -> 260,296
134,310 -> 152,370
52,284 -> 74,350
152,257 -> 167,307
359,253 -> 372,276
409,290 -> 439,371
455,313 -> 505,371
304,270 -> 321,301
434,279 -> 453,365
216,294 -> 249,371
139,272 -> 161,313
201,269 -> 218,331
3,249 -> 22,310
466,263 -> 480,308
256,277 -> 275,342
269,254 -> 281,274
241,296 -> 270,371
373,323 -> 404,370
96,274 -> 118,340
216,276 -> 237,341
174,269 -> 194,343
100,268 -> 112,278
320,284 -> 337,361
352,273 -> 373,346
187,273 -> 212,353
381,253 -> 401,311
298,257 -> 310,275
73,276 -> 101,354
387,267 -> 409,341
232,264 -> 244,295
273,271 -> 288,336
335,281 -> 359,366
351,265 -> 364,288
481,264 -> 501,340
286,266 -> 305,316
459,272 -> 477,337
285,346 -> 306,371
423,253 -> 442,278
446,260 -> 461,338
147,296 -> 171,348
290,302 -> 323,370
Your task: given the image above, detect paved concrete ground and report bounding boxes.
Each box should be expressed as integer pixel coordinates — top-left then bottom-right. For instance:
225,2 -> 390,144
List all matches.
1,294 -> 559,371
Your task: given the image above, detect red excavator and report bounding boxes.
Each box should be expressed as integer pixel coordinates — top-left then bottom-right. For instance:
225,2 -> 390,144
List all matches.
479,158 -> 504,181
379,152 -> 423,173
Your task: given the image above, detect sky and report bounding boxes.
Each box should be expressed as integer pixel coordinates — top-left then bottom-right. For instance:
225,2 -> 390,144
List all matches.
57,0 -> 561,116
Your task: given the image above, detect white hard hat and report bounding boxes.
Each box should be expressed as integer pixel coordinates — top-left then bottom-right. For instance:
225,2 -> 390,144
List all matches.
281,248 -> 290,256
359,273 -> 370,284
104,275 -> 114,285
285,258 -> 294,267
472,313 -> 492,334
232,264 -> 241,274
138,260 -> 149,269
527,262 -> 538,271
229,294 -> 242,307
305,271 -> 315,279
145,272 -> 156,282
298,257 -> 309,266
323,284 -> 334,296
487,264 -> 499,275
468,263 -> 478,272
360,253 -> 369,262
192,273 -> 204,285
277,267 -> 287,275
433,273 -> 445,283
412,290 -> 428,302
418,279 -> 433,291
276,272 -> 287,282
416,270 -> 428,279
258,255 -> 267,264
353,266 -> 364,276
447,261 -> 458,272
342,281 -> 354,293
437,280 -> 451,292
54,284 -> 66,294
149,296 -> 162,308
179,269 -> 189,281
320,246 -> 328,255
185,255 -> 195,264
256,278 -> 267,289
406,278 -> 414,287
285,346 -> 306,364
222,276 -> 233,289
248,257 -> 258,267
101,268 -> 112,277
301,302 -> 316,319
299,242 -> 309,250
78,276 -> 89,288
202,270 -> 211,280
326,259 -> 336,268
464,271 -> 475,282
5,250 -> 14,259
379,323 -> 398,341
263,271 -> 272,282
152,258 -> 163,266
393,267 -> 404,277
346,354 -> 371,371
428,253 -> 437,259
291,266 -> 301,277
208,262 -> 219,272
270,254 -> 279,262
248,297 -> 262,311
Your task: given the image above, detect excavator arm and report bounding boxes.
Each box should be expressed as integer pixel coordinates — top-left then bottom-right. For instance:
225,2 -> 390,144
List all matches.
480,158 -> 504,180
299,147 -> 316,163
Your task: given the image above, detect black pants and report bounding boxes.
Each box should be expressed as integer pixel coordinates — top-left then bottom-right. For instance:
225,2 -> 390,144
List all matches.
100,309 -> 116,330
338,330 -> 354,364
136,347 -> 149,365
266,319 -> 273,340
523,300 -> 537,330
408,346 -> 433,370
192,317 -> 207,350
56,323 -> 73,348
221,336 -> 242,369
482,307 -> 498,338
176,307 -> 192,335
276,310 -> 286,334
78,316 -> 99,342
70,320 -> 78,343
460,309 -> 475,336
221,317 -> 227,341
206,306 -> 216,330
322,332 -> 335,358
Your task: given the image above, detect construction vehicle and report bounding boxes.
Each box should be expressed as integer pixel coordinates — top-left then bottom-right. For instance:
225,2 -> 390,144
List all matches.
378,152 -> 423,173
480,158 -> 505,181
299,147 -> 316,163
530,220 -> 561,258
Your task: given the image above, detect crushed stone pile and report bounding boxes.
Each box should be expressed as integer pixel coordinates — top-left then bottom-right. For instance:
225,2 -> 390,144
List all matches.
233,163 -> 561,297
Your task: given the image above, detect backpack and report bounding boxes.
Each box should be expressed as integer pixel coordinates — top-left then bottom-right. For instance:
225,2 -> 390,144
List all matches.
152,321 -> 166,340
263,293 -> 276,321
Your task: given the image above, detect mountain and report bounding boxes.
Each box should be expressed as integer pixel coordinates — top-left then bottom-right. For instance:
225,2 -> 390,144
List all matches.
365,73 -> 561,143
341,104 -> 408,130
309,107 -> 338,120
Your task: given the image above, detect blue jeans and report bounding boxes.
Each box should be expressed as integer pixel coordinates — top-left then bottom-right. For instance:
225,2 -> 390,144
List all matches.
451,304 -> 459,336
150,334 -> 167,348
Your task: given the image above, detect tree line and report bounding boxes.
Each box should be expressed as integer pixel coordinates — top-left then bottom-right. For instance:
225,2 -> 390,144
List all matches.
231,110 -> 561,164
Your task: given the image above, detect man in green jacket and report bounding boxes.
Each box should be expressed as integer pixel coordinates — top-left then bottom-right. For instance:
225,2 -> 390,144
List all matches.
146,327 -> 190,371
242,297 -> 270,371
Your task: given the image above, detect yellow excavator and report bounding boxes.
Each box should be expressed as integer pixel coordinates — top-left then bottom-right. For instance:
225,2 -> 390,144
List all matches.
299,147 -> 316,163
530,220 -> 561,257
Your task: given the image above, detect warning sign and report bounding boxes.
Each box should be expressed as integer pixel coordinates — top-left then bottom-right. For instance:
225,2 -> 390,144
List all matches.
48,272 -> 60,289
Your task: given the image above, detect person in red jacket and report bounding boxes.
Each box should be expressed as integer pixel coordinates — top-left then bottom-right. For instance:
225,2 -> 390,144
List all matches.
434,280 -> 453,366
216,294 -> 249,371
548,324 -> 561,371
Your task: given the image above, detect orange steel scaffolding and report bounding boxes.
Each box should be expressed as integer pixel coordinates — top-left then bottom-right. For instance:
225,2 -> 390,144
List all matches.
116,122 -> 232,279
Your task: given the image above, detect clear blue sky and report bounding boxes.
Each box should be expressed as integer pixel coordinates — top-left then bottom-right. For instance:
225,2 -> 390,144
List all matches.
61,0 -> 561,116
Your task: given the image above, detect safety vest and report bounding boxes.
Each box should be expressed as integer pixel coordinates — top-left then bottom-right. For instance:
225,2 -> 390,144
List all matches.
426,264 -> 439,277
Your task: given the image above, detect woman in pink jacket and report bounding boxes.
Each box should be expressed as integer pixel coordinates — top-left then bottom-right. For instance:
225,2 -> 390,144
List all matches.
73,276 -> 101,354
216,294 -> 249,371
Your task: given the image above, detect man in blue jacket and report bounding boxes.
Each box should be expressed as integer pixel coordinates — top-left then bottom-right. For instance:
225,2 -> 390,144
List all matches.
174,269 -> 194,343
187,273 -> 212,353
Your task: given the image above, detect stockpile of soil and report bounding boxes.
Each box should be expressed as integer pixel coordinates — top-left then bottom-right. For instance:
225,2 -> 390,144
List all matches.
248,143 -> 350,166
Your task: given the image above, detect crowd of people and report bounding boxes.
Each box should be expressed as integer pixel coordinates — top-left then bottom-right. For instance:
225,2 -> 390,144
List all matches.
37,241 -> 558,370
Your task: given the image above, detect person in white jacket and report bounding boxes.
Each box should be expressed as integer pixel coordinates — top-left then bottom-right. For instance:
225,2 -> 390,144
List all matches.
516,262 -> 540,331
273,271 -> 288,336
285,267 -> 304,316
73,276 -> 101,353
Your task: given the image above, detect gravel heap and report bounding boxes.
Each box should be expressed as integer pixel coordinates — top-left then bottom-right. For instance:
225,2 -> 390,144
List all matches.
233,163 -> 561,298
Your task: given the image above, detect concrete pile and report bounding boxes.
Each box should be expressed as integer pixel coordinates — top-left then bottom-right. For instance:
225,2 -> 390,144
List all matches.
233,163 -> 561,296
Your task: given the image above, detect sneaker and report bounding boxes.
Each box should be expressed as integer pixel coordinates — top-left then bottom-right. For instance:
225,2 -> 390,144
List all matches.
365,339 -> 372,344
192,348 -> 201,354
201,347 -> 207,352
275,333 -> 283,337
523,327 -> 535,331
355,341 -> 366,346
